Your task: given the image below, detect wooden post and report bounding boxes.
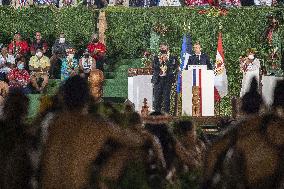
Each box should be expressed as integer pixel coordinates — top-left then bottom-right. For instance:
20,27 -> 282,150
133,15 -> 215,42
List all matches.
97,11 -> 107,45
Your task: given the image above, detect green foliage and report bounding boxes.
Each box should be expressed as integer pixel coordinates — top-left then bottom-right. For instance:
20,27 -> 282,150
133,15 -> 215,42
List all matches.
0,6 -> 98,50
114,161 -> 151,189
1,6 -> 284,115
104,6 -> 284,115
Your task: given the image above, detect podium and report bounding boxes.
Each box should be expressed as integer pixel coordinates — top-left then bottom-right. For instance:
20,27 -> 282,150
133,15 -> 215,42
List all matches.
182,65 -> 214,116
128,68 -> 153,112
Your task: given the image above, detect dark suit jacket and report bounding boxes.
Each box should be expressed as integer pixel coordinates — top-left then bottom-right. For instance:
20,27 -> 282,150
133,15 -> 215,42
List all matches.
185,53 -> 212,70
151,55 -> 178,84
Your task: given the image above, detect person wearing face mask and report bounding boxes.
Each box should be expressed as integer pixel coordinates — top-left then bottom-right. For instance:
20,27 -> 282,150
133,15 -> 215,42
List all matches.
29,48 -> 51,93
51,32 -> 71,58
185,42 -> 212,70
152,43 -> 178,114
87,33 -> 106,71
61,47 -> 79,80
7,58 -> 31,94
79,49 -> 96,78
239,48 -> 261,97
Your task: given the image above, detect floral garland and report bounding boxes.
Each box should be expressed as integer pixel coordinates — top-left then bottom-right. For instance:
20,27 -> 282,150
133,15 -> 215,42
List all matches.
141,50 -> 152,68
198,7 -> 229,17
158,51 -> 170,63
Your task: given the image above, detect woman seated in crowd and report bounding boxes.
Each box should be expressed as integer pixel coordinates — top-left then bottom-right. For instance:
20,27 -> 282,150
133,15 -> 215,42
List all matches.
7,57 -> 30,94
79,49 -> 96,78
61,47 -> 79,80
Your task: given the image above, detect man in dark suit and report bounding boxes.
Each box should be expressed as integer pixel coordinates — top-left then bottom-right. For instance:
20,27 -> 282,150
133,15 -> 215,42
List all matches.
152,43 -> 178,113
185,42 -> 212,70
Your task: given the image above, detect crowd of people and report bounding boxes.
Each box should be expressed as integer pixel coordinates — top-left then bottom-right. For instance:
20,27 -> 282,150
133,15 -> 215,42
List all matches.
0,73 -> 283,189
0,0 -> 283,9
0,32 -> 106,94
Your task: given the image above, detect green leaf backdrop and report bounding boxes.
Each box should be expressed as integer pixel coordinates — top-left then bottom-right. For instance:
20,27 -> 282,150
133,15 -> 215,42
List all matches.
0,6 -> 97,49
1,6 -> 283,115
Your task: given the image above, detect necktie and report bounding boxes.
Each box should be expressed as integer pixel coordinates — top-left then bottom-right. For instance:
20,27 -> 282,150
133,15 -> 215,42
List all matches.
196,55 -> 200,65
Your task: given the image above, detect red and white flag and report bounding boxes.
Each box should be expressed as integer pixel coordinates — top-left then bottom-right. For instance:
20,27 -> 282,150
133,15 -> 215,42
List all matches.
214,32 -> 228,102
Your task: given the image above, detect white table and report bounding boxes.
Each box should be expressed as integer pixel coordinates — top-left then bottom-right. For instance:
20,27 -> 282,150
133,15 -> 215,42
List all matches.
128,75 -> 153,112
261,75 -> 283,106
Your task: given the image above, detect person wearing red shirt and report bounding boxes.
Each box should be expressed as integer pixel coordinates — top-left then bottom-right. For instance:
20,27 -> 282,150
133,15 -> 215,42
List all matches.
7,57 -> 31,94
8,32 -> 29,58
87,33 -> 106,71
30,32 -> 49,56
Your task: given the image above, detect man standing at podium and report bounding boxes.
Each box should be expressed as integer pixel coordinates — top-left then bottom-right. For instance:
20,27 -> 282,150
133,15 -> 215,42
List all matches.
185,42 -> 212,70
152,43 -> 178,113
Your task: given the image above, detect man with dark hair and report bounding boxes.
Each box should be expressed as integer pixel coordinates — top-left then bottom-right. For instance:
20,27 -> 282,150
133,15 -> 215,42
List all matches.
8,32 -> 29,59
52,32 -> 70,57
152,43 -> 178,114
0,89 -> 32,189
185,42 -> 212,70
61,75 -> 90,110
41,76 -> 147,189
30,32 -> 48,56
241,77 -> 263,114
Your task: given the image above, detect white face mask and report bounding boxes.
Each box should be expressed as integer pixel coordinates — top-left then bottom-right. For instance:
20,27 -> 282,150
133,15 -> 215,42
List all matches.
68,54 -> 74,59
36,52 -> 43,58
59,37 -> 65,43
248,54 -> 254,60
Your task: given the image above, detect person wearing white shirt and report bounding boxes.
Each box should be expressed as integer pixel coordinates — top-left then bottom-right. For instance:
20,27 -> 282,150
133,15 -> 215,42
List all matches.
0,46 -> 15,81
158,0 -> 181,6
0,46 -> 15,65
239,49 -> 261,97
254,0 -> 273,6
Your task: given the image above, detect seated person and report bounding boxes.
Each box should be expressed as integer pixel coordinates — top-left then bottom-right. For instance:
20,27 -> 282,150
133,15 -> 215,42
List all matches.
219,0 -> 241,6
8,32 -> 29,59
52,32 -> 70,58
0,46 -> 15,81
87,33 -> 106,71
61,47 -> 79,80
0,46 -> 16,65
185,0 -> 209,6
30,32 -> 49,56
7,58 -> 30,94
79,49 -> 96,78
29,48 -> 50,93
0,62 -> 12,82
49,52 -> 62,79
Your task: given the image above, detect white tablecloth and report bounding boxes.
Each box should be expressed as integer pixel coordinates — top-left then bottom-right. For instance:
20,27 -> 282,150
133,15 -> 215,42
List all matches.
128,75 -> 153,112
261,76 -> 283,106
